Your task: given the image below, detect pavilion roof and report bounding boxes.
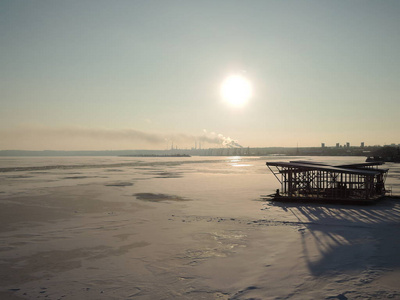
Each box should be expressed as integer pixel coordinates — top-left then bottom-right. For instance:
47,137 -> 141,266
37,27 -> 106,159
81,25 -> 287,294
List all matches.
266,161 -> 387,176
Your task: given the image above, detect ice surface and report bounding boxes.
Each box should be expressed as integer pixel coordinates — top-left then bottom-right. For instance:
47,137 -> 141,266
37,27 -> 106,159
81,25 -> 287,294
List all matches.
0,156 -> 400,299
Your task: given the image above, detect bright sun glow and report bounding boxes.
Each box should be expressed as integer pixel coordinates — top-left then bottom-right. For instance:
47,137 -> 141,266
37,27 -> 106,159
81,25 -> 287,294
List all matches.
220,74 -> 252,107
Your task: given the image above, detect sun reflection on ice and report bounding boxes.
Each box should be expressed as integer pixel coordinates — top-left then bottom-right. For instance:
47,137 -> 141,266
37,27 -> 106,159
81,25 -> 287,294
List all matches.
227,156 -> 252,167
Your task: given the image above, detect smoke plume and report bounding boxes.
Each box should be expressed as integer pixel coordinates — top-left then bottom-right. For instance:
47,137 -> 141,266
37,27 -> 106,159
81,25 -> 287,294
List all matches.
0,126 -> 243,150
199,130 -> 243,148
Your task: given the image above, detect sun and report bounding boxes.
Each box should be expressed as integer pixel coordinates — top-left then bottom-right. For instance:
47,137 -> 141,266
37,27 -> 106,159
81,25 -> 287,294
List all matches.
220,74 -> 252,107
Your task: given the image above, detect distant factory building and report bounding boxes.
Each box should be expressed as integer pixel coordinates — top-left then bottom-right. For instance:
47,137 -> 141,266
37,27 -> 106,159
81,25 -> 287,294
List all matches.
336,143 -> 340,148
346,142 -> 350,148
321,143 -> 325,148
361,142 -> 365,148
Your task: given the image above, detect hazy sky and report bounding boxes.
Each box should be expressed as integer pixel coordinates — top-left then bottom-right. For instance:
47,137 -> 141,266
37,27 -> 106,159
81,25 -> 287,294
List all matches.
1,0 -> 399,150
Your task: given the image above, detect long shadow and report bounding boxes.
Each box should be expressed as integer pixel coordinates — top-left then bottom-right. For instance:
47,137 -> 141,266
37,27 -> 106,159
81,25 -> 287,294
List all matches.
271,198 -> 400,276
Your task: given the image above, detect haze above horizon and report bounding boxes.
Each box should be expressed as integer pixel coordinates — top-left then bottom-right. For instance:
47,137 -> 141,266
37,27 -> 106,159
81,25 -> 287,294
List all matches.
1,0 -> 399,150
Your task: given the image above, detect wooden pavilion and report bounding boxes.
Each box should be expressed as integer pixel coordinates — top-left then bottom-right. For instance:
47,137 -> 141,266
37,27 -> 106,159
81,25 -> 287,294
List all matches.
265,161 -> 389,203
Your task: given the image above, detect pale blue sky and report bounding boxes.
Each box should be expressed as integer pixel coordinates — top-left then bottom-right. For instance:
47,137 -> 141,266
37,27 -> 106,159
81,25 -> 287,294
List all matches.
1,0 -> 399,150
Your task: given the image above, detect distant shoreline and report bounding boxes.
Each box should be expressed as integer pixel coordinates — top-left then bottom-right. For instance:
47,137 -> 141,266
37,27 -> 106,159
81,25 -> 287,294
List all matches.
0,146 -> 385,157
119,154 -> 191,157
